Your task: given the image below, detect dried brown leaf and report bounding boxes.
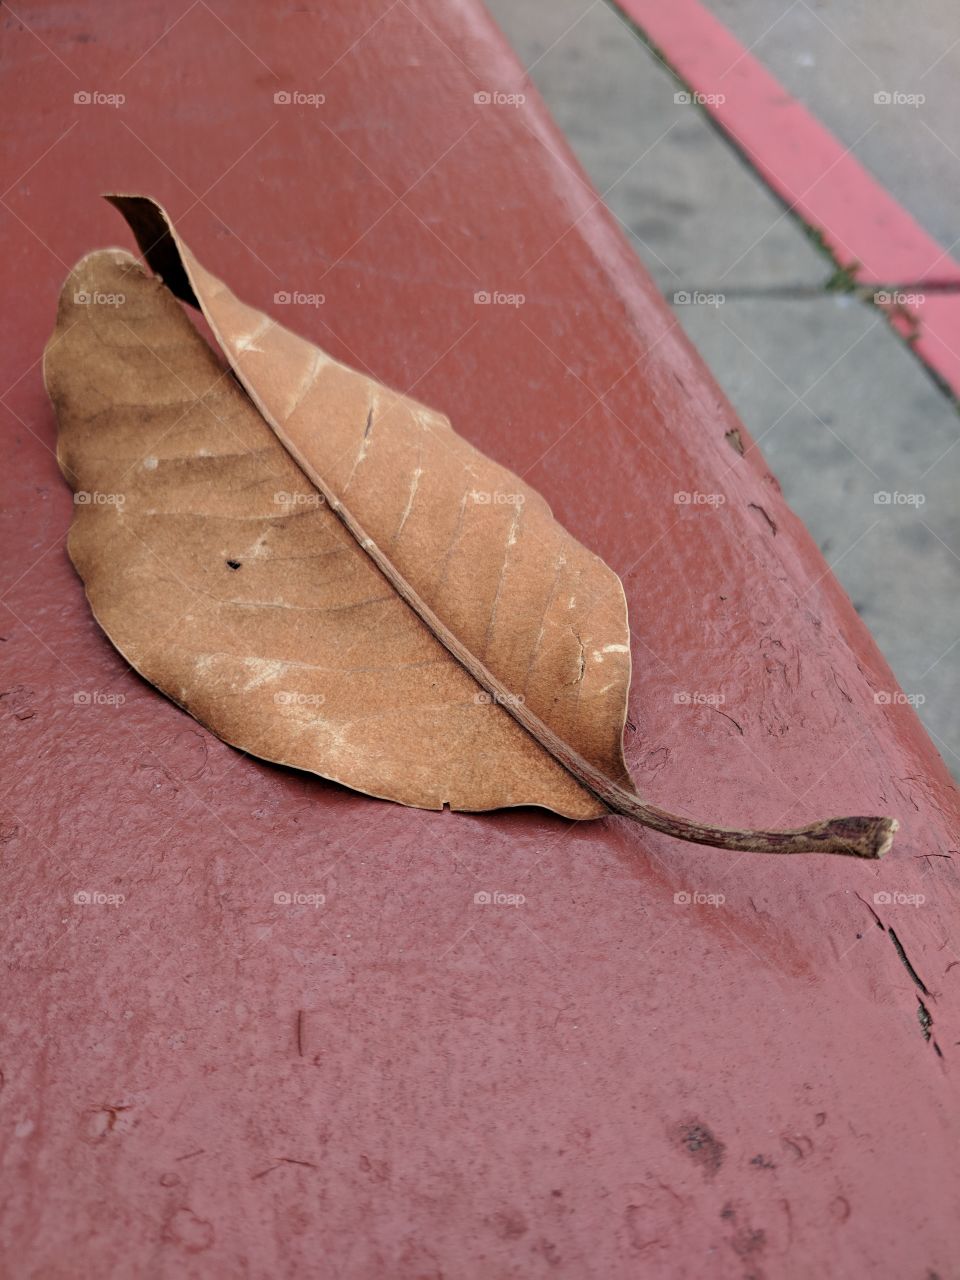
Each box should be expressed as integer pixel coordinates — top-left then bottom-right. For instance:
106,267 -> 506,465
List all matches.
42,196 -> 897,858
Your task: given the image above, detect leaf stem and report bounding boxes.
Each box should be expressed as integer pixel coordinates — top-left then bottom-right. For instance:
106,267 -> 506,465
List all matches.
523,711 -> 897,857
592,790 -> 897,858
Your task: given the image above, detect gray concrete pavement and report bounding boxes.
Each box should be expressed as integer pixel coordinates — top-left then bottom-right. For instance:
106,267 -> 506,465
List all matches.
484,0 -> 960,775
708,0 -> 960,256
487,0 -> 830,292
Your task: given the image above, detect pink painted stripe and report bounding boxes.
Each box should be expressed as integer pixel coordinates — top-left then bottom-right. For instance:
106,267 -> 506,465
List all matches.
612,0 -> 960,393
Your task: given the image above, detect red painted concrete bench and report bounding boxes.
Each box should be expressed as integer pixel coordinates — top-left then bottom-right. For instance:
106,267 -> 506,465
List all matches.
2,2 -> 958,1275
